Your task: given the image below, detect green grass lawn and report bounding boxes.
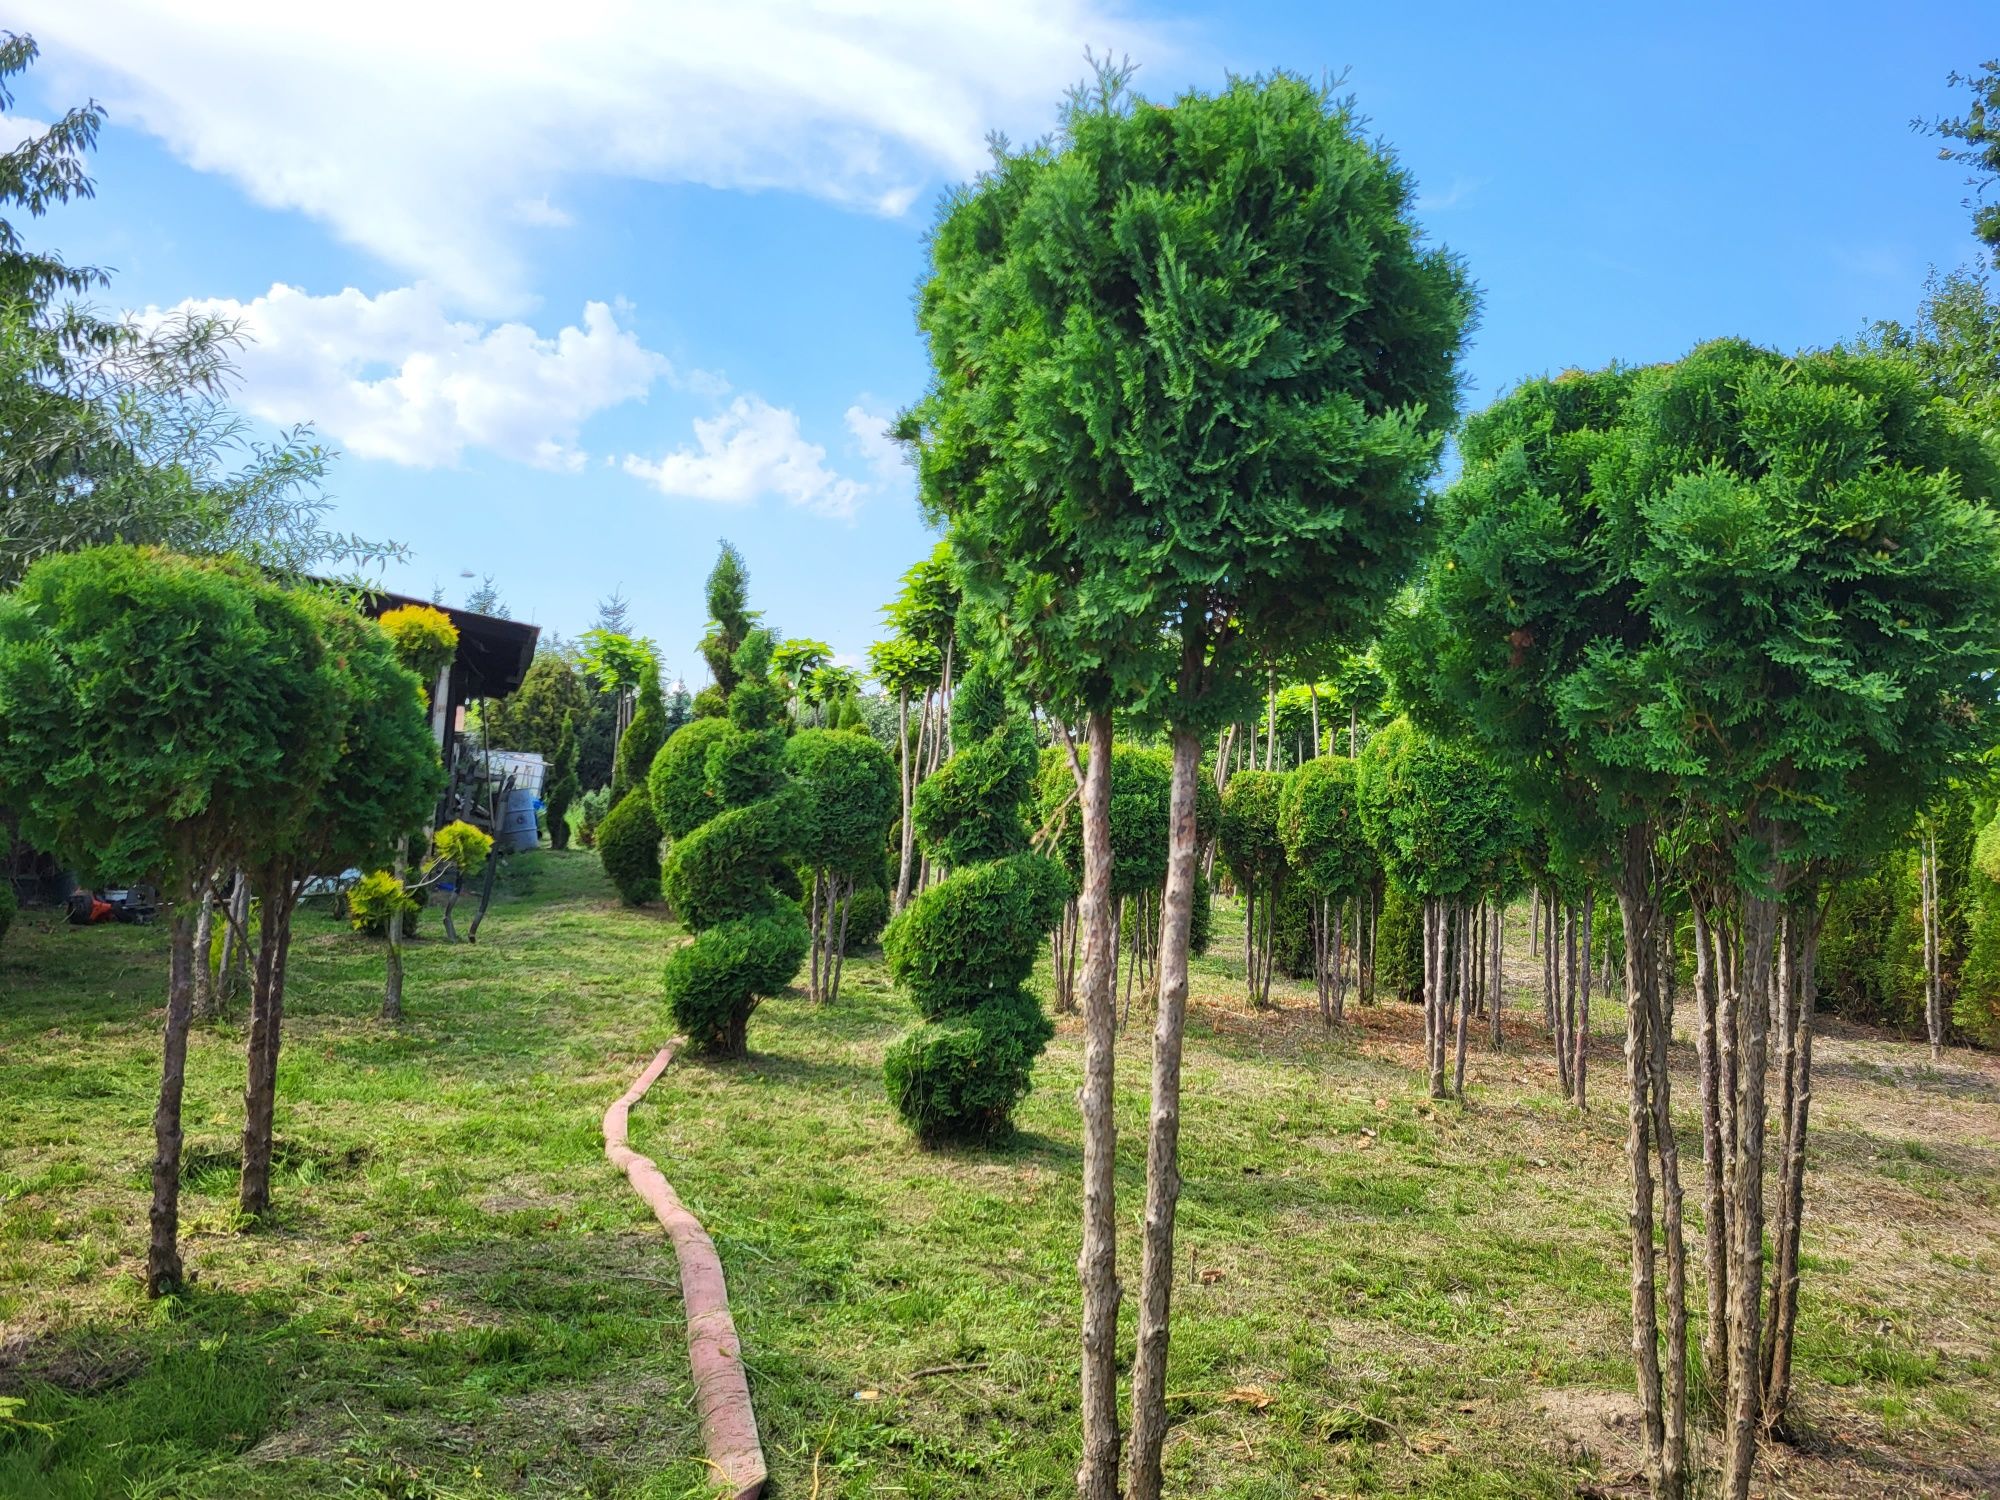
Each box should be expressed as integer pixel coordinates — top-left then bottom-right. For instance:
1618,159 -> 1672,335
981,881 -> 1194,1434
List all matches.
3,851 -> 1998,1497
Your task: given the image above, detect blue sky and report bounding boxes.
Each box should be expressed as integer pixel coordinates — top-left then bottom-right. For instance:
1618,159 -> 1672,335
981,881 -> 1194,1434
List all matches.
7,1 -> 1990,685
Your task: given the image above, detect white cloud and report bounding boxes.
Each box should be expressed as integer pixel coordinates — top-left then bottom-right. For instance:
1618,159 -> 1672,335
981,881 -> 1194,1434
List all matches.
22,0 -> 1170,311
148,282 -> 671,470
843,403 -> 909,488
0,113 -> 52,150
625,395 -> 866,520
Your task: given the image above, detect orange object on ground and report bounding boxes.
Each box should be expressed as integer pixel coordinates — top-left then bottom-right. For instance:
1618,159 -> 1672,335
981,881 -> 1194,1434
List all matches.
603,1043 -> 766,1500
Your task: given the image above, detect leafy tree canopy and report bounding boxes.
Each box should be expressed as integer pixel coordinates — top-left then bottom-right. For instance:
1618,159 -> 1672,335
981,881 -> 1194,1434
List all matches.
905,63 -> 1475,730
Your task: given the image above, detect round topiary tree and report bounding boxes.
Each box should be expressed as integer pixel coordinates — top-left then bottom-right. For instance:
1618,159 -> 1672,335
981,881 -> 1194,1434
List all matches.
1219,769 -> 1289,1007
786,727 -> 898,1003
648,714 -> 734,842
883,656 -> 1064,1143
661,630 -> 809,1056
0,546 -> 341,1296
1279,755 -> 1371,1023
597,788 -> 663,906
1356,717 -> 1517,1099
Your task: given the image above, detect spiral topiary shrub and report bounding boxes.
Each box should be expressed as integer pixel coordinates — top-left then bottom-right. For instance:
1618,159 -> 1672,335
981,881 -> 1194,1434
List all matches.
661,631 -> 809,1056
883,657 -> 1063,1144
648,715 -> 733,840
598,788 -> 663,906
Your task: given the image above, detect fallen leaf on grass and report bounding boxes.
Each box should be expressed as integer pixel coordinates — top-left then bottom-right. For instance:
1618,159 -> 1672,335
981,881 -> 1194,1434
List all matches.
1199,1267 -> 1226,1285
852,1389 -> 880,1402
1222,1385 -> 1273,1410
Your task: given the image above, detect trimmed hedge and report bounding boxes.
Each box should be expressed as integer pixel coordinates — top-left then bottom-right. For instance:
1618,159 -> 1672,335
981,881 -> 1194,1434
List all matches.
598,788 -> 663,906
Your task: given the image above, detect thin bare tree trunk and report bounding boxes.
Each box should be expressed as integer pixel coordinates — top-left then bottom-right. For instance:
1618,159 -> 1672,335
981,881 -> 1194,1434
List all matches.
1618,831 -> 1691,1500
191,882 -> 218,1020
1720,866 -> 1782,1500
1692,904 -> 1728,1397
1761,900 -> 1817,1435
1575,898 -> 1593,1109
240,877 -> 300,1219
1075,710 -> 1121,1500
1124,718 -> 1202,1500
220,872 -> 250,1009
149,892 -> 198,1297
383,850 -> 408,1021
1489,901 -> 1504,1051
1453,902 -> 1473,1098
1922,834 -> 1944,1060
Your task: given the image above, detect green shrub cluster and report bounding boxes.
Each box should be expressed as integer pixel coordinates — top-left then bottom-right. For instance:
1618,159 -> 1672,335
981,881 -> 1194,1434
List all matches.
884,658 -> 1061,1143
575,786 -> 612,848
660,631 -> 808,1056
597,788 -> 663,906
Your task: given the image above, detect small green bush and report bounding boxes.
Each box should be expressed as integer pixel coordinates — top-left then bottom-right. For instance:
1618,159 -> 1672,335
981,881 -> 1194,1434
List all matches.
347,869 -> 416,935
1189,875 -> 1213,956
597,789 -> 663,906
1376,880 -> 1423,1000
885,994 -> 1055,1144
843,883 -> 890,950
575,786 -> 612,848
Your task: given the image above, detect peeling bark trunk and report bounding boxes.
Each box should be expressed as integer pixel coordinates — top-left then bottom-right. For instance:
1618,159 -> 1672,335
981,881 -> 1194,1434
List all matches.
1124,719 -> 1201,1500
1076,709 -> 1122,1500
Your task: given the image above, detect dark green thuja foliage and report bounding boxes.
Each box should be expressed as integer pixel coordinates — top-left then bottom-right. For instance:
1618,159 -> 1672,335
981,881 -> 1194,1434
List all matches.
596,788 -> 662,906
1219,769 -> 1288,1007
884,657 -> 1063,1143
662,630 -> 809,1057
545,711 -> 579,850
649,715 -> 733,842
0,872 -> 15,947
697,540 -> 756,699
611,661 -> 666,802
1279,754 -> 1373,1021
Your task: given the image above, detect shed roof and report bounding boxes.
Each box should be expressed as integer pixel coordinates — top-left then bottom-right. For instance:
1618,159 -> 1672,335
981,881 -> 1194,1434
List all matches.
358,589 -> 540,701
